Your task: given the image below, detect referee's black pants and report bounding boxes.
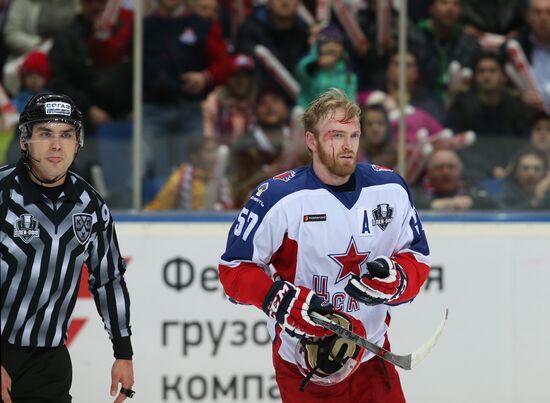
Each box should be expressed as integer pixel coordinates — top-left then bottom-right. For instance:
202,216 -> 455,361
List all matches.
1,339 -> 72,403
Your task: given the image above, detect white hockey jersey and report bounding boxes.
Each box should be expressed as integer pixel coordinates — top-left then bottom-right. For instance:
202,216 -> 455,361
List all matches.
219,163 -> 431,365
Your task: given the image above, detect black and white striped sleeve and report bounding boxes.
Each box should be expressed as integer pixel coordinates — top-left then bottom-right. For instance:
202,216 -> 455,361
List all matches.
86,202 -> 132,358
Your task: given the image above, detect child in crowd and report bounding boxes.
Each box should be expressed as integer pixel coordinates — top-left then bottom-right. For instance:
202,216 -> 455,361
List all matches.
11,51 -> 51,112
295,24 -> 357,108
145,137 -> 234,211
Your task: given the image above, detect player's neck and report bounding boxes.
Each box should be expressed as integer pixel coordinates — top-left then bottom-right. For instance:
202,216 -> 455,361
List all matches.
313,162 -> 352,186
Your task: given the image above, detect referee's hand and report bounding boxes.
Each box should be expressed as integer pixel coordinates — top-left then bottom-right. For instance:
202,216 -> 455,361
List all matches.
1,365 -> 13,403
111,359 -> 134,402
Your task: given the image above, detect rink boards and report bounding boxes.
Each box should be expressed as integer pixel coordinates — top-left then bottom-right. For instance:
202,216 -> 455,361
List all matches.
67,216 -> 550,403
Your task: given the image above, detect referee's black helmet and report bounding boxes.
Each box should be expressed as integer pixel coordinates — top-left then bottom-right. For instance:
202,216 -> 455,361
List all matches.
19,94 -> 84,146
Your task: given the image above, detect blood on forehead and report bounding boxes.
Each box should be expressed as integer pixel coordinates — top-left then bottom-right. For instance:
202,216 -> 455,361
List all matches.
317,115 -> 360,139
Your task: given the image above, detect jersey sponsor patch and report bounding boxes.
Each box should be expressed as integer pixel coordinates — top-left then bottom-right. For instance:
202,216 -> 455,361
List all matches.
45,101 -> 71,116
255,182 -> 269,197
273,170 -> 296,182
13,214 -> 40,243
73,213 -> 93,244
372,203 -> 394,230
303,214 -> 326,222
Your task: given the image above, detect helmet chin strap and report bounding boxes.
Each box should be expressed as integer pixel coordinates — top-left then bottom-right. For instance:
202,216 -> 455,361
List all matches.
22,144 -> 79,186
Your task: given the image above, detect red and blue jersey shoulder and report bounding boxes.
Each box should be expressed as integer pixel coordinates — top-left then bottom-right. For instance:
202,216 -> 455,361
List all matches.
219,166 -> 318,307
357,163 -> 410,194
220,166 -> 314,262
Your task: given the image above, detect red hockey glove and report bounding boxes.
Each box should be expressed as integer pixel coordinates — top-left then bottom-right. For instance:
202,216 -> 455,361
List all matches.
262,281 -> 334,338
345,256 -> 407,305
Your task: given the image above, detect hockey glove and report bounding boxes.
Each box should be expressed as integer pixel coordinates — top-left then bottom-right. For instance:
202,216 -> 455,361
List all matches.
262,281 -> 334,338
345,256 -> 407,305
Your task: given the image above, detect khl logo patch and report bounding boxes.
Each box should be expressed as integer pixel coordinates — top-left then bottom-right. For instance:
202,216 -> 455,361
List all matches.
13,214 -> 40,243
372,203 -> 394,230
73,213 -> 93,244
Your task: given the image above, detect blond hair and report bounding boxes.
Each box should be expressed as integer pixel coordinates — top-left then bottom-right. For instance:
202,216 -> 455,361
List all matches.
301,88 -> 361,135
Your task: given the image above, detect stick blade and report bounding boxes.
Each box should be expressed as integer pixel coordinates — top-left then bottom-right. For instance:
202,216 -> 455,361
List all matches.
409,308 -> 449,369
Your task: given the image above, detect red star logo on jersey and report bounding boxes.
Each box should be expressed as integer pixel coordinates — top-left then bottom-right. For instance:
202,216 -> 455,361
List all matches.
329,237 -> 370,284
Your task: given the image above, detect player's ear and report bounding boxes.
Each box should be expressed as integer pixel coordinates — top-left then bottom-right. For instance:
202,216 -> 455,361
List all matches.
20,138 -> 27,151
305,131 -> 317,152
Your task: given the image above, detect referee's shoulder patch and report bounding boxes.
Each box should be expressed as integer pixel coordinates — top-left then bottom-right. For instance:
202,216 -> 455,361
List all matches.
72,213 -> 93,244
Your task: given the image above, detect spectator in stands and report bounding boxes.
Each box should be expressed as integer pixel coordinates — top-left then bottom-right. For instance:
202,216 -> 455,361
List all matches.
356,0 -> 425,89
48,0 -> 133,132
530,113 -> 550,171
497,148 -> 550,209
202,53 -> 258,146
3,0 -> 79,57
46,0 -> 133,184
143,0 -> 230,181
515,0 -> 550,113
232,86 -> 293,207
461,0 -> 526,38
359,103 -> 397,169
382,48 -> 447,124
11,51 -> 51,112
412,149 -> 499,210
235,0 -> 309,101
295,24 -> 357,108
188,0 -> 232,47
358,48 -> 446,145
412,0 -> 481,101
145,137 -> 234,211
2,0 -> 80,94
491,112 -> 550,180
188,0 -> 219,20
449,51 -> 532,137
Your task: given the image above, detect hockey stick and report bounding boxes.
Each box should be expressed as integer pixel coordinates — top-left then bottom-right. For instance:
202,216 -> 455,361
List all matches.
310,309 -> 448,370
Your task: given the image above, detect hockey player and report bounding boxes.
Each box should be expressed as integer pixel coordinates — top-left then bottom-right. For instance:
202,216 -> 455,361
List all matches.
0,94 -> 134,402
218,88 -> 431,402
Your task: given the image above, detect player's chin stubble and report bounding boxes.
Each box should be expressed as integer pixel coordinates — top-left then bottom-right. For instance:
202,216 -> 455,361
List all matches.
318,144 -> 356,177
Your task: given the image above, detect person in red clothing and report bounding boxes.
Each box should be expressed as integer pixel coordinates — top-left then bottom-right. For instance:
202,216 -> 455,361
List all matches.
48,0 -> 134,130
202,53 -> 258,145
12,51 -> 52,113
142,0 -> 231,183
218,89 -> 431,402
46,0 -> 134,184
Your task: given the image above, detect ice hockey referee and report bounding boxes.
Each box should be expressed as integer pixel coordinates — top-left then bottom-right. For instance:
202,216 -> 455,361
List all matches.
0,94 -> 135,402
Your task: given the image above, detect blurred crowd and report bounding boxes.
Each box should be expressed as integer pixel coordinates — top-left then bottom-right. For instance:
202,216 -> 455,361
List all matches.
0,0 -> 549,211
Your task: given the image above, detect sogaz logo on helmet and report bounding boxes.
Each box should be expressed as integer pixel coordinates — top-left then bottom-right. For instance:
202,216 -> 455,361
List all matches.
45,101 -> 72,116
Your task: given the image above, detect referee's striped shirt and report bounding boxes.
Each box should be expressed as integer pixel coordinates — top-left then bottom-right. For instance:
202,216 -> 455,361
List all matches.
1,160 -> 131,355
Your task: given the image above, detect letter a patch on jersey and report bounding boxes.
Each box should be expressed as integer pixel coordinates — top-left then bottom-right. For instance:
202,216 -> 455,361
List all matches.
73,213 -> 93,244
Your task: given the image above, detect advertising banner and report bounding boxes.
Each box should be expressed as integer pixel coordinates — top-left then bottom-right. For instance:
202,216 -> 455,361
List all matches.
68,221 -> 550,403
